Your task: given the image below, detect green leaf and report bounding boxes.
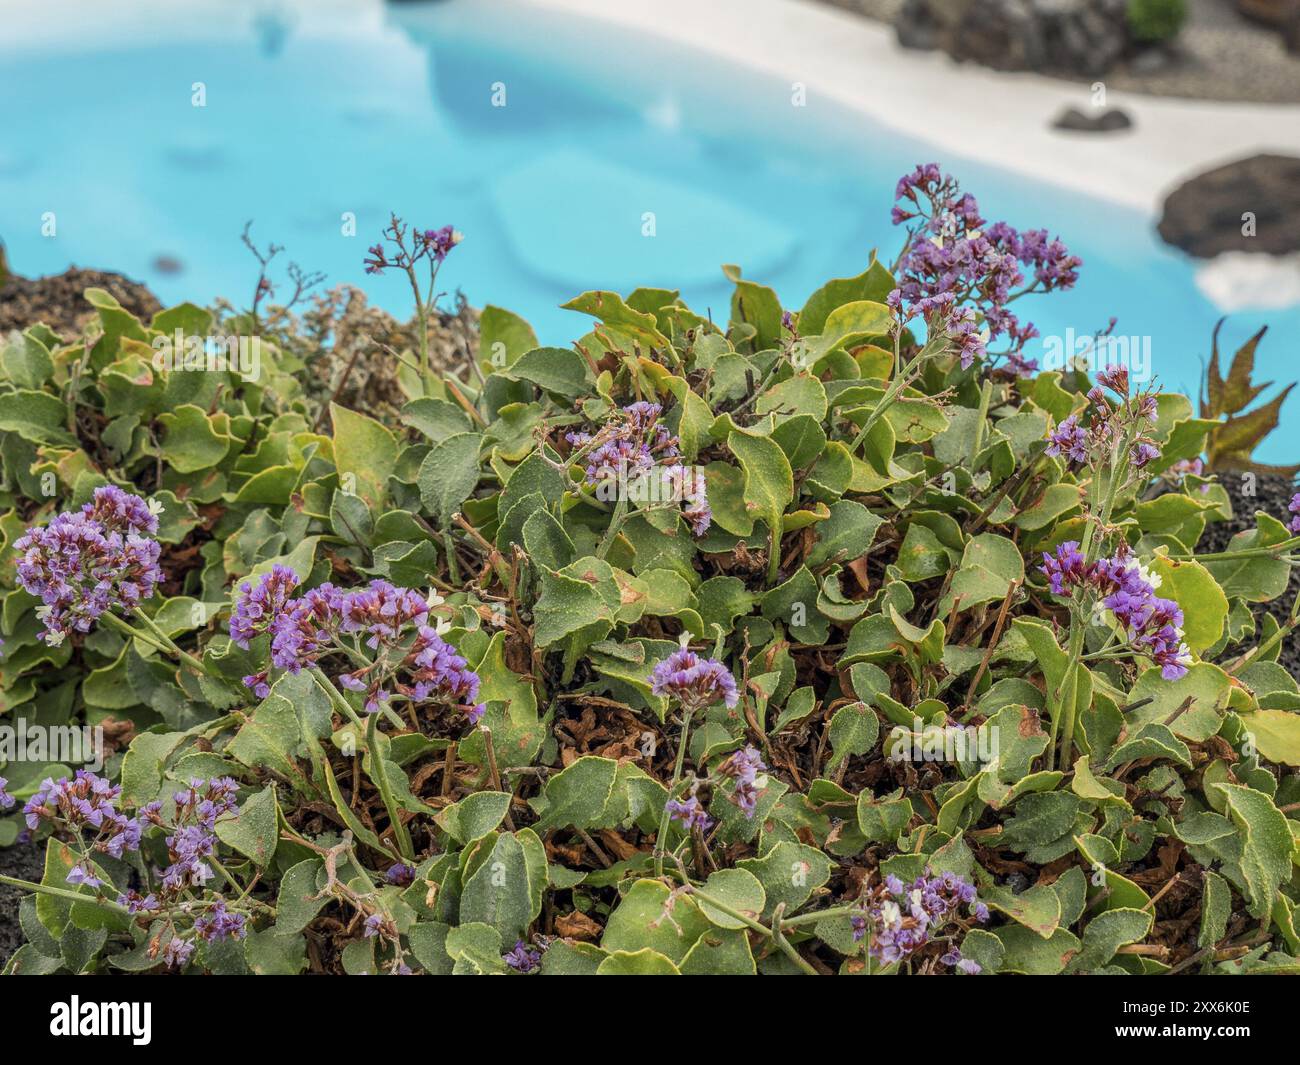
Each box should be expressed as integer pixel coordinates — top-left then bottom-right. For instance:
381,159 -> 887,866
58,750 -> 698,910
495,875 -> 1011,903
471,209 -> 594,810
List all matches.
1211,783 -> 1294,918
596,948 -> 681,975
504,346 -> 590,399
533,756 -> 619,832
157,404 -> 231,472
1147,555 -> 1227,654
1198,870 -> 1231,949
214,786 -> 279,866
437,791 -> 513,845
417,431 -> 482,527
1067,908 -> 1152,972
274,859 -> 328,934
459,831 -> 543,943
331,402 -> 398,508
600,879 -> 708,963
0,389 -> 75,445
479,304 -> 539,369
826,702 -> 880,771
696,868 -> 766,930
736,840 -> 832,918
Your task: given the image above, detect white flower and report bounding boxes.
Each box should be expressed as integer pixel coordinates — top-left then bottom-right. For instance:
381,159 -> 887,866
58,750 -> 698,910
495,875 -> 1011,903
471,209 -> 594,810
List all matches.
147,498 -> 166,518
425,590 -> 444,610
1136,562 -> 1161,591
44,629 -> 66,647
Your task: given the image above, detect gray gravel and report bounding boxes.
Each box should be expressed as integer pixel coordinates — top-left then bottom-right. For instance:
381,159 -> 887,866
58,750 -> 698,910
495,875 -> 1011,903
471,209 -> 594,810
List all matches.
817,0 -> 1300,103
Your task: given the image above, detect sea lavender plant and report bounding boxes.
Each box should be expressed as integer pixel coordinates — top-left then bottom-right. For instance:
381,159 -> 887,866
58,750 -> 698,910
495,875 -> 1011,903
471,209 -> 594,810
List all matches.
852,869 -> 988,973
231,572 -> 483,723
888,163 -> 1080,374
0,776 -> 13,810
362,214 -> 462,390
22,772 -> 251,970
14,485 -> 164,646
566,401 -> 711,541
649,643 -> 740,875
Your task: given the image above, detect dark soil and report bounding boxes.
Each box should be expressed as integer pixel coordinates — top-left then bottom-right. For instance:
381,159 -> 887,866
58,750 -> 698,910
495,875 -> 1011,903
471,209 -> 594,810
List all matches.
0,262 -> 162,338
0,839 -> 46,969
1199,471 -> 1299,678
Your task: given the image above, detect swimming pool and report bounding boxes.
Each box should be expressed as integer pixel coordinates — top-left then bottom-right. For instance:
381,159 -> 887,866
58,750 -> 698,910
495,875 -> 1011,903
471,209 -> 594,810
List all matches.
2,0 -> 1297,461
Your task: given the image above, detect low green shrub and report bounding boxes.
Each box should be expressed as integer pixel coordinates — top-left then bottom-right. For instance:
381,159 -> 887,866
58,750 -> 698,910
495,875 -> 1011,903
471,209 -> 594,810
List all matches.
1,166 -> 1298,977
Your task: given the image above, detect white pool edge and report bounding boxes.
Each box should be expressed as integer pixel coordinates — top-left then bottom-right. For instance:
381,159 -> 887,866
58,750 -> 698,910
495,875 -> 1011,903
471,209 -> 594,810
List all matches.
513,0 -> 1300,216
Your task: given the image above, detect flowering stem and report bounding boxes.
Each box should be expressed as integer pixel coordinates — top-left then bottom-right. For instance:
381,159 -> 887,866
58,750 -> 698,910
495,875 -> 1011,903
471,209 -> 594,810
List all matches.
846,340 -> 935,454
0,873 -> 130,913
596,495 -> 629,560
100,612 -> 213,681
653,705 -> 695,879
1050,426 -> 1133,770
366,712 -> 416,863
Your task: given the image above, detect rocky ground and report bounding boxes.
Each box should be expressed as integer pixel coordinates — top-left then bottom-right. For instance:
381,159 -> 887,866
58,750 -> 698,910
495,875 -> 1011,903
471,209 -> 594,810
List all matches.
819,0 -> 1300,103
0,841 -> 45,969
0,261 -> 162,338
1200,471 -> 1300,676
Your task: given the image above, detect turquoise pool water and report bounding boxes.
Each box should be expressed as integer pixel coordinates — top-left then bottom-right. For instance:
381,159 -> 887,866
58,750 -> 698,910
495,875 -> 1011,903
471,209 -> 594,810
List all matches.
1,0 -> 1297,461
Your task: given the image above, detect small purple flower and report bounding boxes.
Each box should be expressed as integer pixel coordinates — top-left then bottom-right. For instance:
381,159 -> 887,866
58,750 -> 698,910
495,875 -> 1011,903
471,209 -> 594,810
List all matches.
0,776 -> 13,811
1130,441 -> 1160,469
1040,540 -> 1090,597
385,863 -> 416,887
664,794 -> 714,834
161,936 -> 195,969
363,913 -> 385,938
504,939 -> 543,972
1045,414 -> 1089,465
1095,364 -> 1129,395
117,890 -> 160,915
719,746 -> 767,818
229,564 -> 300,648
194,898 -> 247,942
1288,492 -> 1300,535
649,647 -> 739,711
65,863 -> 104,889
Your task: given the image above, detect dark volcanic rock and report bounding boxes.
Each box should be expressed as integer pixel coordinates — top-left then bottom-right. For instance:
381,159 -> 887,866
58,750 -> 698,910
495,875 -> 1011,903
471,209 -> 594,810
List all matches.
1200,471 -> 1300,679
1052,105 -> 1134,131
0,257 -> 162,339
0,840 -> 46,969
896,0 -> 1130,76
1157,154 -> 1300,258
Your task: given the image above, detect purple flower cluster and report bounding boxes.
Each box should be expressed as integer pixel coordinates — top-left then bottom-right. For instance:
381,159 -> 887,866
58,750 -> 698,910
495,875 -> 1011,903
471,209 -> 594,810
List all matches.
1046,374 -> 1162,471
649,647 -> 739,712
0,776 -> 13,811
229,564 -> 299,649
1288,492 -> 1300,535
566,402 -> 712,536
664,794 -> 714,834
1039,545 -> 1193,680
1045,414 -> 1089,464
718,746 -> 767,818
23,771 -> 143,886
567,401 -> 679,484
407,626 -> 484,722
231,572 -> 484,720
193,898 -> 247,943
504,939 -> 544,972
888,164 -> 1080,372
853,870 -> 987,972
156,778 -> 240,893
364,219 -> 461,275
14,485 -> 163,645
